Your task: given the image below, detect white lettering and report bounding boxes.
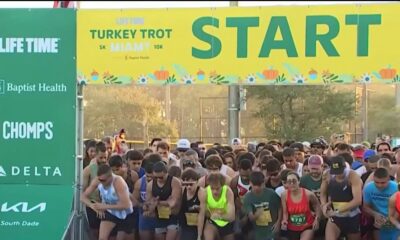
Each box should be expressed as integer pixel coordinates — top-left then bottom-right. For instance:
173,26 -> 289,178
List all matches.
24,167 -> 30,176
53,167 -> 62,177
0,202 -> 46,213
11,166 -> 20,176
2,121 -> 53,140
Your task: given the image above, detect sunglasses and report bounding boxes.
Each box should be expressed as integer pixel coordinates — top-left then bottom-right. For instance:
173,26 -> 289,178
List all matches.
268,172 -> 279,177
200,147 -> 206,150
182,182 -> 196,187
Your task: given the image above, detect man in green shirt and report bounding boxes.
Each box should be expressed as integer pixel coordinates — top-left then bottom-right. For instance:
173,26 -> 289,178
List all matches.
243,171 -> 281,240
300,154 -> 325,239
300,155 -> 323,201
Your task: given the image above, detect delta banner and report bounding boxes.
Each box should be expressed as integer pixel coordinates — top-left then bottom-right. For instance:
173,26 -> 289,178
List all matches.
77,3 -> 400,86
0,9 -> 76,239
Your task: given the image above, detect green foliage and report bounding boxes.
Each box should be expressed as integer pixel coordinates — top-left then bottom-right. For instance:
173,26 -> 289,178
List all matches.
247,85 -> 355,141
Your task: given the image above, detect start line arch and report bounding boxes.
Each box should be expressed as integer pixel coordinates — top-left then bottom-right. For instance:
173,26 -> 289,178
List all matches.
1,3 -> 399,240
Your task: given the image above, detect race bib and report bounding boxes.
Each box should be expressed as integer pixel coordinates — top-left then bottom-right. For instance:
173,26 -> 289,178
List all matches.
381,219 -> 395,230
332,202 -> 349,215
157,206 -> 171,219
290,214 -> 306,226
185,212 -> 199,226
256,210 -> 272,226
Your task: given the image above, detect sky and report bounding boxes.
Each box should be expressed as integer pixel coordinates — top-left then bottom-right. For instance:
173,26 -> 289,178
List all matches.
0,1 -> 383,8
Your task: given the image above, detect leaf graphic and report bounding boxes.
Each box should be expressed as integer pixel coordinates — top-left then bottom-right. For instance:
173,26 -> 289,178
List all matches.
283,63 -> 300,77
256,72 -> 265,79
172,64 -> 189,78
148,73 -> 157,80
116,76 -> 133,84
372,71 -> 382,79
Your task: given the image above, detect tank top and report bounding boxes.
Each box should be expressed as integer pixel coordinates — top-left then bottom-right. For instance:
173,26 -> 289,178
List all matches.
137,167 -> 146,178
139,176 -> 147,203
395,192 -> 400,215
286,188 -> 315,231
206,185 -> 229,227
88,164 -> 100,202
98,175 -> 133,219
152,175 -> 174,219
237,176 -> 251,201
152,175 -> 173,201
125,170 -> 134,193
328,168 -> 360,217
181,187 -> 200,228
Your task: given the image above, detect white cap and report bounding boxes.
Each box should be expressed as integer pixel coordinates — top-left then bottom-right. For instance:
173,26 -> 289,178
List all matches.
302,141 -> 311,148
231,138 -> 242,145
177,139 -> 191,150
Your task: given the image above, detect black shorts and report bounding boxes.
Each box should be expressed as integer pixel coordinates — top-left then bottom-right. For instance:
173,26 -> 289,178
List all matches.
315,218 -> 327,237
104,211 -> 135,234
209,219 -> 234,237
331,214 -> 360,235
287,226 -> 313,240
86,206 -> 101,229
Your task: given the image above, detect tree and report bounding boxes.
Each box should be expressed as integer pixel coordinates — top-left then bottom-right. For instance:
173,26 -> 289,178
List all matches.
83,85 -> 178,146
247,85 -> 355,141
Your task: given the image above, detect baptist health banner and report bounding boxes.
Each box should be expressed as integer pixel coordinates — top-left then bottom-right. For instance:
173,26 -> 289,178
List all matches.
77,3 -> 400,86
0,9 -> 76,239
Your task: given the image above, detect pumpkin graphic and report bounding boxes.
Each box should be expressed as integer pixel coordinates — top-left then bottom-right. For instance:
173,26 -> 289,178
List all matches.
262,67 -> 279,80
154,68 -> 169,80
379,66 -> 397,79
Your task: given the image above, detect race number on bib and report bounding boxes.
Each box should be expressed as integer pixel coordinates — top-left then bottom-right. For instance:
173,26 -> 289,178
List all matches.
157,206 -> 171,219
185,212 -> 199,226
290,214 -> 306,226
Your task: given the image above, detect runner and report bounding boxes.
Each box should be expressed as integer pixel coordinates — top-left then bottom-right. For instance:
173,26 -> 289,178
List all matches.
82,141 -> 108,240
243,171 -> 282,240
196,141 -> 207,158
109,155 -> 137,240
84,139 -> 97,169
310,138 -> 327,156
290,142 -> 306,164
183,149 -> 208,177
229,159 -> 253,240
156,141 -> 179,167
81,164 -> 133,240
281,172 -> 321,240
146,161 -> 182,240
388,182 -> 400,238
150,138 -> 162,153
320,155 -> 363,240
198,172 -> 236,240
363,167 -> 399,240
223,152 -> 237,172
198,155 -> 232,187
102,136 -> 115,158
126,150 -> 146,178
176,139 -> 191,159
179,168 -> 202,240
283,148 -> 303,177
264,157 -> 283,190
300,155 -> 325,239
133,154 -> 161,240
377,142 -> 392,155
302,159 -> 310,176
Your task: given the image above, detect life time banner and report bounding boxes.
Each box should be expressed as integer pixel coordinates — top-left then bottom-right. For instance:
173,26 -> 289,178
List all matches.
77,3 -> 400,86
0,9 -> 76,240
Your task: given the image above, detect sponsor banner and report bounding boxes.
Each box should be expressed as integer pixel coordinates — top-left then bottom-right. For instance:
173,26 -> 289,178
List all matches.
0,9 -> 76,185
0,184 -> 73,240
77,3 -> 400,86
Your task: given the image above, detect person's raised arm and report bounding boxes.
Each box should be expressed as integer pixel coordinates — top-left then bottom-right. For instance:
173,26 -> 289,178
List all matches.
132,178 -> 141,208
81,177 -> 99,208
337,172 -> 363,213
197,187 -> 206,240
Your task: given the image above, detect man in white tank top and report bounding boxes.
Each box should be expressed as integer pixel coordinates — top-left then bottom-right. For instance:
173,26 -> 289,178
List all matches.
81,164 -> 133,240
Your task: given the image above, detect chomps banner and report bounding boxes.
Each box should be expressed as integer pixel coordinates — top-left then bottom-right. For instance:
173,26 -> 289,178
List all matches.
0,9 -> 76,240
77,3 -> 400,86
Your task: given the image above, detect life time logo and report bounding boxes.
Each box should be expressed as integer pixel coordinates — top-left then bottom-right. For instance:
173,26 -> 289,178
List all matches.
0,165 -> 62,177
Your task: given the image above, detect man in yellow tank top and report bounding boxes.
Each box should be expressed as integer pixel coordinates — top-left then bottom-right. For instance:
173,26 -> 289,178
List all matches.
198,173 -> 236,240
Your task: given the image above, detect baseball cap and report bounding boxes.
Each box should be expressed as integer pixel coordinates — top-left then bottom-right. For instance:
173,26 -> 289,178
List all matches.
231,138 -> 242,145
361,141 -> 371,149
177,139 -> 190,151
363,149 -> 376,161
308,155 -> 323,167
290,142 -> 305,152
330,156 -> 346,175
353,148 -> 365,159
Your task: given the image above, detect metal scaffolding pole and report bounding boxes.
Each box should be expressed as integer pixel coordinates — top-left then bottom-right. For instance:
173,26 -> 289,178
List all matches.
228,1 -> 240,144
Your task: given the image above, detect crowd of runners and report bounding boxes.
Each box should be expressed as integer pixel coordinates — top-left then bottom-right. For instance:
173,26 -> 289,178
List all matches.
80,133 -> 400,240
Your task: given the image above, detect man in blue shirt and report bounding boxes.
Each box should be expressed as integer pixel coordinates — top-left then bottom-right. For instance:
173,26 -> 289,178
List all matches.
363,167 -> 399,240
